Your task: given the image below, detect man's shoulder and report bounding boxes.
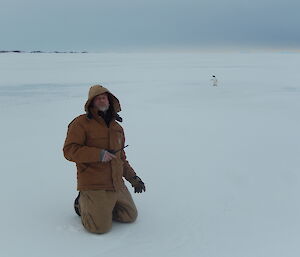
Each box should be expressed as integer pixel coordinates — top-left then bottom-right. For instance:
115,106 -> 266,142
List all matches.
67,114 -> 88,127
112,120 -> 124,131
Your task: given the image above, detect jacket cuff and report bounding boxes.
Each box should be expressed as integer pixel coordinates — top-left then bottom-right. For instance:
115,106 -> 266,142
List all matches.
99,150 -> 106,161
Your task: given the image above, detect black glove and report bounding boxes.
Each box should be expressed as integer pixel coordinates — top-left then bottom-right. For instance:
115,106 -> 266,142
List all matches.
128,176 -> 146,193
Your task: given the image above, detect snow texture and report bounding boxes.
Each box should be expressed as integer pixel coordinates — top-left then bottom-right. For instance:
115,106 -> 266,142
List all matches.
0,52 -> 299,257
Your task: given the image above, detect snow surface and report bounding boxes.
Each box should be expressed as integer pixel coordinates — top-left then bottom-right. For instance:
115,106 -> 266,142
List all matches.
0,52 -> 300,257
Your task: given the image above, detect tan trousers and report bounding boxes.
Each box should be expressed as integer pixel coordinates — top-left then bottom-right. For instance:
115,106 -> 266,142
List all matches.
79,186 -> 138,234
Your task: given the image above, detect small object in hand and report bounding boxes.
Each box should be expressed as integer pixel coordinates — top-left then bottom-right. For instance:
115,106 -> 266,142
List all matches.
108,145 -> 129,154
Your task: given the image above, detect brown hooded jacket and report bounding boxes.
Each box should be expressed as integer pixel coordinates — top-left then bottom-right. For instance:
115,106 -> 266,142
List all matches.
63,85 -> 136,191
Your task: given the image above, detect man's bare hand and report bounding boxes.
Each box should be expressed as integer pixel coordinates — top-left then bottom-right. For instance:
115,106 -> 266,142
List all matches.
100,150 -> 116,162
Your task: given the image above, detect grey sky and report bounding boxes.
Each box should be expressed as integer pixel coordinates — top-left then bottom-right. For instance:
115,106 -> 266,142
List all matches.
0,0 -> 299,51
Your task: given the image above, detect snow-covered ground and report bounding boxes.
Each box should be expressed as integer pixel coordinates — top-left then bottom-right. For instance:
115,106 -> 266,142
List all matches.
0,52 -> 299,257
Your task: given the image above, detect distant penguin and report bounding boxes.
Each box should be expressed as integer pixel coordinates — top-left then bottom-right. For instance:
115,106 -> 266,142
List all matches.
211,75 -> 218,87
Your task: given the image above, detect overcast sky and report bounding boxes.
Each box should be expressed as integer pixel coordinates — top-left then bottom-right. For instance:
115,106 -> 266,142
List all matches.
0,0 -> 299,51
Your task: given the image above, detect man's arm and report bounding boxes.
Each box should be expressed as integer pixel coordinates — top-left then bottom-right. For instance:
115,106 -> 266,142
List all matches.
120,130 -> 136,180
120,130 -> 146,193
121,148 -> 137,179
63,118 -> 102,163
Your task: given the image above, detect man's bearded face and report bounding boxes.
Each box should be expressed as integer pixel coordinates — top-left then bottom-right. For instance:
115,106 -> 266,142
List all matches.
92,93 -> 110,112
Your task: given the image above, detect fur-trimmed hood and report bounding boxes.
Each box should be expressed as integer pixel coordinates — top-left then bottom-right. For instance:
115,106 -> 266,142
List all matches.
84,85 -> 121,113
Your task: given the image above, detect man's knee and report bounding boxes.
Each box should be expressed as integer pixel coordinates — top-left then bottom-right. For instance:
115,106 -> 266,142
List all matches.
86,225 -> 112,234
81,213 -> 112,234
82,220 -> 112,234
113,208 -> 138,223
127,209 -> 138,223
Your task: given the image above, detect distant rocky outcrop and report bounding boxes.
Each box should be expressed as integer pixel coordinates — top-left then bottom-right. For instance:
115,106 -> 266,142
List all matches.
0,50 -> 25,53
0,50 -> 88,54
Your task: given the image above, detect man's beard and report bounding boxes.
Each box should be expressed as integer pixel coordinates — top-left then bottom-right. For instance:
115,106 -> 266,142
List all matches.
98,105 -> 109,112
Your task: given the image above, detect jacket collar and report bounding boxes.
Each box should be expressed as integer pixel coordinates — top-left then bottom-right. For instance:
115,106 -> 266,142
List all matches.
86,106 -> 123,124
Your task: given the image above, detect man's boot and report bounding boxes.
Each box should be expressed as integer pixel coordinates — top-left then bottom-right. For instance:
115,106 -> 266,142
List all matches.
74,192 -> 81,216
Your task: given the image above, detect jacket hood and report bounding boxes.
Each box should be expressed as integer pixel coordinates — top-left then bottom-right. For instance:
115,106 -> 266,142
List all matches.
84,85 -> 121,113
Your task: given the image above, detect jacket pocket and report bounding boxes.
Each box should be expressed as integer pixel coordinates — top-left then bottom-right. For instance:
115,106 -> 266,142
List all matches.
111,129 -> 123,149
77,163 -> 89,173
